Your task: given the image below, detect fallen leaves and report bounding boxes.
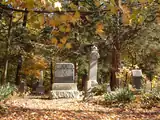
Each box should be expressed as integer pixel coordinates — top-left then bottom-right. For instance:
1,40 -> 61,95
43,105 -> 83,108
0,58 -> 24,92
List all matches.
0,97 -> 160,120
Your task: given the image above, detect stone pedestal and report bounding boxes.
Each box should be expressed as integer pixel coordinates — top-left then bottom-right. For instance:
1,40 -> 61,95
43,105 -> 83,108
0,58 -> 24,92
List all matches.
50,83 -> 79,98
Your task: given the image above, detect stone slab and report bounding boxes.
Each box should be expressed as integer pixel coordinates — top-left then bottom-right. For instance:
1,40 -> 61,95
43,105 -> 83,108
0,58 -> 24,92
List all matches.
54,63 -> 75,83
49,90 -> 79,99
132,70 -> 142,77
52,83 -> 77,90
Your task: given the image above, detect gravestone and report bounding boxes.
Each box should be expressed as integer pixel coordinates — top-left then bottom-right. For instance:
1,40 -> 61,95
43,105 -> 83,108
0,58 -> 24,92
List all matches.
88,45 -> 100,89
36,70 -> 45,94
132,69 -> 142,89
19,81 -> 26,93
32,80 -> 39,94
50,63 -> 79,99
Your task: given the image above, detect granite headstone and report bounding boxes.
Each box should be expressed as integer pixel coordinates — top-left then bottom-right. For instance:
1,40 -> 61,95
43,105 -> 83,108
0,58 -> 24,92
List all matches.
50,63 -> 79,99
132,69 -> 142,89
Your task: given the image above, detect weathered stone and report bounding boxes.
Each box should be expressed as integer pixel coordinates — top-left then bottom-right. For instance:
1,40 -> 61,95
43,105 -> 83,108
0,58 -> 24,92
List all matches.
54,63 -> 74,83
19,81 -> 26,93
50,63 -> 79,99
88,45 -> 100,88
52,83 -> 77,90
132,69 -> 142,89
36,70 -> 45,94
49,90 -> 79,99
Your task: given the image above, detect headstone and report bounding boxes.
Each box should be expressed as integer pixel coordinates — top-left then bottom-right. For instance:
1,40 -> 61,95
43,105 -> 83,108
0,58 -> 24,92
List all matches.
88,45 -> 100,88
54,64 -> 74,83
132,69 -> 142,89
36,70 -> 45,94
32,80 -> 38,94
19,81 -> 26,93
50,63 -> 79,99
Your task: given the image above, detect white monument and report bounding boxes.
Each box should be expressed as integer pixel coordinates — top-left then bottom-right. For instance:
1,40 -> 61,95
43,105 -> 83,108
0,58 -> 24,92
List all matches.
88,45 -> 100,88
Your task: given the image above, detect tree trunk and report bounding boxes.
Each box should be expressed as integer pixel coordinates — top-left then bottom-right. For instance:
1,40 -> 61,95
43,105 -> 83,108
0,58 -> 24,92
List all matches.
110,46 -> 120,91
15,9 -> 28,85
15,56 -> 22,85
1,15 -> 12,85
110,0 -> 121,91
50,59 -> 53,90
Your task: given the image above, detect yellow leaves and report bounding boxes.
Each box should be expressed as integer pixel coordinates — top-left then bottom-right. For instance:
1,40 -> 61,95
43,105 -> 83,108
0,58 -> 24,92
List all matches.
38,15 -> 45,26
138,0 -> 146,4
94,0 -> 100,7
74,11 -> 80,19
70,11 -> 81,24
51,36 -> 72,49
60,15 -> 68,23
60,37 -> 67,44
51,38 -> 58,45
65,43 -> 72,49
22,55 -> 48,78
25,0 -> 34,9
122,14 -> 131,25
96,22 -> 104,35
49,18 -> 60,27
69,3 -> 78,10
57,43 -> 64,48
66,24 -> 71,32
120,5 -> 132,25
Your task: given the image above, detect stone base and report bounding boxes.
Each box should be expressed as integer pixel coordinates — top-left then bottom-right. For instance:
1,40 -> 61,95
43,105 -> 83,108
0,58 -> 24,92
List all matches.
91,80 -> 98,87
36,85 -> 45,94
50,83 -> 79,99
49,90 -> 79,99
52,83 -> 77,90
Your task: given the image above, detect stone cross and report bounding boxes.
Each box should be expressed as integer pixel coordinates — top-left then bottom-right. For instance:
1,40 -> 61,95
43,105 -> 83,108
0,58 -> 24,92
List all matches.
88,45 -> 100,88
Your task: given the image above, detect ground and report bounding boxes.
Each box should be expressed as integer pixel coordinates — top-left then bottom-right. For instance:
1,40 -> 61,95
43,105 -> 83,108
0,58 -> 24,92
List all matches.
0,96 -> 160,120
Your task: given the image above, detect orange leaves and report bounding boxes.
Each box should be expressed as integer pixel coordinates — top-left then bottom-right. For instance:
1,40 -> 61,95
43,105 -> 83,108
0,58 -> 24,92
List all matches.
65,43 -> 72,49
119,4 -> 131,25
96,22 -> 104,35
60,37 -> 67,44
122,14 -> 131,25
94,0 -> 100,7
22,55 -> 48,78
51,38 -> 58,45
51,36 -> 72,49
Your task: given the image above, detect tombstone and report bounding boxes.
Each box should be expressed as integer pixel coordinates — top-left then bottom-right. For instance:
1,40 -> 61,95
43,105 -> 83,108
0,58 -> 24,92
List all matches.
50,63 -> 79,99
19,81 -> 26,93
36,70 -> 45,94
88,45 -> 100,89
32,80 -> 39,94
131,69 -> 142,89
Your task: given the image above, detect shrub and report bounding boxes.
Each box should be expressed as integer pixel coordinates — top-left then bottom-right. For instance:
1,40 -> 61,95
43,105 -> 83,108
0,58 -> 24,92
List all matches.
141,90 -> 160,109
91,84 -> 108,95
104,88 -> 134,103
0,83 -> 16,101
